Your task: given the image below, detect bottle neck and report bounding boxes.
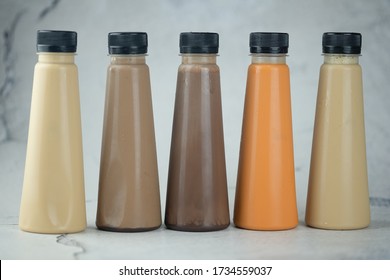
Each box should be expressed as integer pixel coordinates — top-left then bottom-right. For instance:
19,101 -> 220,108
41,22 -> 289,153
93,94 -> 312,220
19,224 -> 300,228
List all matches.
181,54 -> 217,64
38,52 -> 75,63
251,54 -> 287,64
110,55 -> 146,65
323,54 -> 360,65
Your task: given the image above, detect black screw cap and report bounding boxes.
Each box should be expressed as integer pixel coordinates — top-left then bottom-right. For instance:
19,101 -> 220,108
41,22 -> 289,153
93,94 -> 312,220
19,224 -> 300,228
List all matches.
37,30 -> 77,53
180,32 -> 219,54
108,32 -> 148,55
322,32 -> 362,54
250,32 -> 288,54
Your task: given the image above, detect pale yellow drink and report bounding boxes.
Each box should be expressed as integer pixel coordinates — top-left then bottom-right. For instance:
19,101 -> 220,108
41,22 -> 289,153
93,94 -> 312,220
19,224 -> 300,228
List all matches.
19,31 -> 86,233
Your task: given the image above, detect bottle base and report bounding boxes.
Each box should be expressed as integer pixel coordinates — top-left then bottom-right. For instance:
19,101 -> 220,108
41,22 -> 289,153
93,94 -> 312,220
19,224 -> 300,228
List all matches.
234,221 -> 298,231
19,224 -> 86,234
165,223 -> 230,232
305,220 -> 370,230
96,224 -> 161,232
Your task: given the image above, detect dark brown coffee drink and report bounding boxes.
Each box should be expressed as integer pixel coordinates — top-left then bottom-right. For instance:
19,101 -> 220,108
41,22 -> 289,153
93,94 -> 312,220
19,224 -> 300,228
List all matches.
165,32 -> 230,231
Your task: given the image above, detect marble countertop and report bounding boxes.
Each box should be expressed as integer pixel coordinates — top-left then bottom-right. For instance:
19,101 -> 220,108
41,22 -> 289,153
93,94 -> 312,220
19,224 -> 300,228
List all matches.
1,0 -> 389,260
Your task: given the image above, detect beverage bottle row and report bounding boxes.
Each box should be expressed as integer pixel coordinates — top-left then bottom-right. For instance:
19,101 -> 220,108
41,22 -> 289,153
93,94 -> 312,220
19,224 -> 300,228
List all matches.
19,31 -> 370,234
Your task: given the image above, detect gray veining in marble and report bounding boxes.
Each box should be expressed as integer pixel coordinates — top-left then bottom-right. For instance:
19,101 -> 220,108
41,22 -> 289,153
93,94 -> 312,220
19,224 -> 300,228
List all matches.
0,9 -> 25,142
37,0 -> 60,20
56,234 -> 86,260
0,0 -> 389,260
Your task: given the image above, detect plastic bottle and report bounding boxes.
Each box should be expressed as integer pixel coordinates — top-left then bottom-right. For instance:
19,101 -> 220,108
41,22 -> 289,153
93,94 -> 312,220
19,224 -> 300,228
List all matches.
306,32 -> 370,230
96,32 -> 161,232
165,32 -> 230,231
234,32 -> 298,230
19,30 -> 86,233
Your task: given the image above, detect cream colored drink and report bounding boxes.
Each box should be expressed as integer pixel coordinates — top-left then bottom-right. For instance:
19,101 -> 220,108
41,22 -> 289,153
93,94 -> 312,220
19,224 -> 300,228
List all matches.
19,30 -> 86,233
306,32 -> 370,230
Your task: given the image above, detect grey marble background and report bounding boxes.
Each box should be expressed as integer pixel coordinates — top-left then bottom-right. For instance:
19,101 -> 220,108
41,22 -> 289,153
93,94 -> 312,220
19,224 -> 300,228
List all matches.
0,0 -> 389,259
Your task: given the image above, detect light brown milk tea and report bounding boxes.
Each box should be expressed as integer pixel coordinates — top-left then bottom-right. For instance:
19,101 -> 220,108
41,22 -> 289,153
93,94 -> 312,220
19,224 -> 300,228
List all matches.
306,33 -> 370,230
96,32 -> 161,232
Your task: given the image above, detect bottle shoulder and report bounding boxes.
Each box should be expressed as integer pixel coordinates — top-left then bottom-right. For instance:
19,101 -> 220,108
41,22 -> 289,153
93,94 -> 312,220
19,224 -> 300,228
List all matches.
34,61 -> 78,74
320,63 -> 362,75
248,63 -> 289,69
107,63 -> 149,74
108,63 -> 149,69
178,63 -> 220,73
248,63 -> 289,76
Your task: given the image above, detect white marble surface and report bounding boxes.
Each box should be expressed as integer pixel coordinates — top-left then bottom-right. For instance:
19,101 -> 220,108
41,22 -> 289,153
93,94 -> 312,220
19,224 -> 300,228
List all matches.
0,0 -> 389,259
